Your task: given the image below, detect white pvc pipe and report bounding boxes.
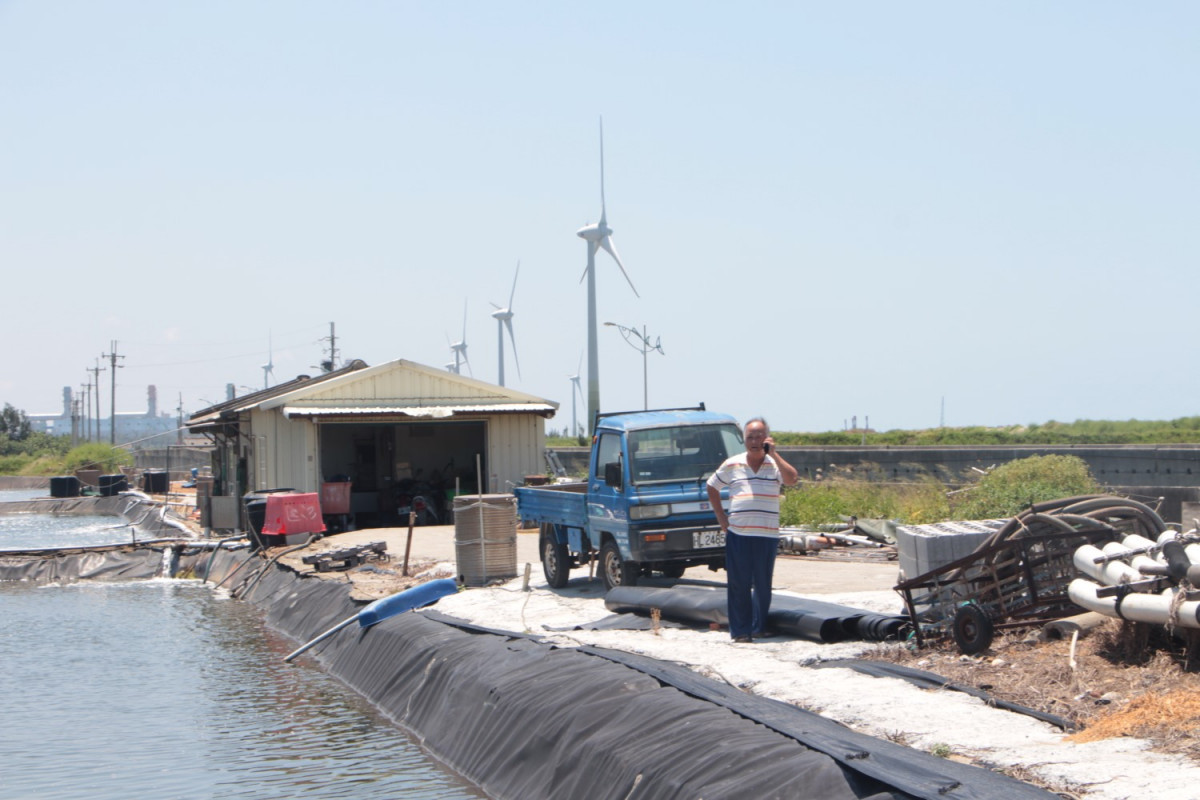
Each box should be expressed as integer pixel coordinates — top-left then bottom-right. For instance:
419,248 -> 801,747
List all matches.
1068,578 -> 1200,629
1074,544 -> 1140,586
1122,533 -> 1160,552
1131,552 -> 1164,577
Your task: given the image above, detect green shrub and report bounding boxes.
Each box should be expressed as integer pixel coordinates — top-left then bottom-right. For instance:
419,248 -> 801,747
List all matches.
0,454 -> 32,474
780,479 -> 950,527
62,443 -> 130,474
952,454 -> 1100,520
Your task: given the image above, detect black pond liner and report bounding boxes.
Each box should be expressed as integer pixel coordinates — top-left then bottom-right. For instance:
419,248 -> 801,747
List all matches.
198,549 -> 1058,800
0,496 -> 198,582
604,585 -> 910,643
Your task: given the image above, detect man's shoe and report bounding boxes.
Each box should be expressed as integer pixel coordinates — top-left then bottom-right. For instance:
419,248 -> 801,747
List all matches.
732,635 -> 753,643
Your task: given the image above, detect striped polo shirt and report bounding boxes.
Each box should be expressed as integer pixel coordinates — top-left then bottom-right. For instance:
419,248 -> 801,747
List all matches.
706,452 -> 782,538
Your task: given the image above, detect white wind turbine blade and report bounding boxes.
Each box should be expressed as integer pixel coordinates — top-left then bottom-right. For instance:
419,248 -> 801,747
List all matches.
504,318 -> 520,378
599,116 -> 607,217
598,236 -> 639,297
508,261 -> 520,308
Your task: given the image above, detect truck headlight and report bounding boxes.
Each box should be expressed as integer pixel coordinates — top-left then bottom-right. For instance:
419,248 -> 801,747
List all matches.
630,503 -> 670,520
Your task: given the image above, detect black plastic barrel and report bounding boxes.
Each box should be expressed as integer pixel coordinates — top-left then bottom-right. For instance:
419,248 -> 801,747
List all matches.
50,475 -> 80,498
242,489 -> 294,549
98,474 -> 128,496
143,470 -> 169,493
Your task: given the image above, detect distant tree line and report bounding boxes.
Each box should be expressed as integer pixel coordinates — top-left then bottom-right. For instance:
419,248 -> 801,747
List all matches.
0,403 -> 73,474
776,417 -> 1200,446
549,417 -> 1200,449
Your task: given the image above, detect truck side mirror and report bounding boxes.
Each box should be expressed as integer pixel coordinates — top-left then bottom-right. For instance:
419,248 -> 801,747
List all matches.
604,461 -> 623,489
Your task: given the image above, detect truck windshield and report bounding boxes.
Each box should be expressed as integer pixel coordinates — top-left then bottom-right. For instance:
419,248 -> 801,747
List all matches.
627,424 -> 744,485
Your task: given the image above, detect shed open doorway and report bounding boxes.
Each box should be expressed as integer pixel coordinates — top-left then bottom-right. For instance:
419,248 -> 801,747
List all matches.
318,420 -> 487,527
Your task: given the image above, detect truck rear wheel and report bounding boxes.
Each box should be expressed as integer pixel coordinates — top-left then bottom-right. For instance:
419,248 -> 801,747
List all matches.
540,525 -> 571,589
600,539 -> 638,591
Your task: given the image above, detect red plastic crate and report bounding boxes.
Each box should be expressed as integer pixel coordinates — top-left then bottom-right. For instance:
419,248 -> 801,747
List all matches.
262,493 -> 327,536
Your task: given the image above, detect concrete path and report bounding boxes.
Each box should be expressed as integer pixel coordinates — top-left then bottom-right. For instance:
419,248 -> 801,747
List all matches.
277,523 -> 901,596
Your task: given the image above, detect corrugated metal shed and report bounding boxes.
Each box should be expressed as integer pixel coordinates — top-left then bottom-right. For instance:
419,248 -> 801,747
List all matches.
187,359 -> 558,526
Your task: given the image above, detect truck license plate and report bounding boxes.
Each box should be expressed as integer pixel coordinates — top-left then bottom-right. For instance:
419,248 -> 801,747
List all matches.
692,530 -> 725,549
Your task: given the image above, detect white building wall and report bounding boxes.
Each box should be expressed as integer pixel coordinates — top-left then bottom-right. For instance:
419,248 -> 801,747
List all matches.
484,414 -> 546,493
248,409 -> 320,493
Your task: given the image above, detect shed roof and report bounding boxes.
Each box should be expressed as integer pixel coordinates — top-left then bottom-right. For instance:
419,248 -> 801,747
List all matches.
187,358 -> 557,432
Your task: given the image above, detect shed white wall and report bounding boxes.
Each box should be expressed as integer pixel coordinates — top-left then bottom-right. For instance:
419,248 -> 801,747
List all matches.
248,408 -> 319,493
481,414 -> 546,493
241,360 -> 554,498
246,409 -> 546,496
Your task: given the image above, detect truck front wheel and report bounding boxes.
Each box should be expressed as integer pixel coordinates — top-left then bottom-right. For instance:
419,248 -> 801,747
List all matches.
600,539 -> 639,591
540,525 -> 571,589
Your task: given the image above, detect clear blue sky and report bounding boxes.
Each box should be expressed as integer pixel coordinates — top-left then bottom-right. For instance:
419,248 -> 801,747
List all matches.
2,2 -> 1196,433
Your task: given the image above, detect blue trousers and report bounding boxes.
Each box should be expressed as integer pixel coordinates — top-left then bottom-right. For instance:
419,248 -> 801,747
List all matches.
725,532 -> 778,639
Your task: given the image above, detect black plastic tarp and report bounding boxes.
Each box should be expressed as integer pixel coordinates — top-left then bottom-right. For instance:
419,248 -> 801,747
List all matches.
0,495 -> 193,540
212,554 -> 910,800
605,585 -> 909,642
216,547 -> 1057,800
0,546 -> 168,582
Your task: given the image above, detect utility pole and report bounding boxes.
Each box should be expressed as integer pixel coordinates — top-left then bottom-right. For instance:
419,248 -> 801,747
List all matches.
79,383 -> 90,443
88,359 -> 105,442
70,395 -> 79,446
176,392 -> 184,445
603,322 -> 664,411
319,322 -> 339,372
101,341 -> 124,446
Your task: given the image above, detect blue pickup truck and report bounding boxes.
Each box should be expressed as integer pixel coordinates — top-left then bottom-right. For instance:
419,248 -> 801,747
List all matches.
513,406 -> 745,590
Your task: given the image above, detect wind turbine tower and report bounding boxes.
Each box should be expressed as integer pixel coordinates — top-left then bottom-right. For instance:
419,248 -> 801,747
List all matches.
568,352 -> 584,437
490,262 -> 521,387
577,118 -> 638,434
261,333 -> 275,390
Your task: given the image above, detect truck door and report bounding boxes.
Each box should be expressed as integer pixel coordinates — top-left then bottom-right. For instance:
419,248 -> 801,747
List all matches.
588,431 -> 630,554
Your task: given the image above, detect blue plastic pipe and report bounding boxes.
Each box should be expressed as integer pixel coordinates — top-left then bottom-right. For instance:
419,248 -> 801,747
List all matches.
284,578 -> 458,663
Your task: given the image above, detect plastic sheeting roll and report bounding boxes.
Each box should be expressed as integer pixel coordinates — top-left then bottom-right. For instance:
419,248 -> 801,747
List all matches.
453,494 -> 518,586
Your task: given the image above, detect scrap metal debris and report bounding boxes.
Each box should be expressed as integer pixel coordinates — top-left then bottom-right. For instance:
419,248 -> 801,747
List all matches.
895,495 -> 1167,653
302,541 -> 389,573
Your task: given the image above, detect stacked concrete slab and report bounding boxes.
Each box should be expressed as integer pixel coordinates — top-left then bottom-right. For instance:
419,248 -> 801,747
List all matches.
893,519 -> 1006,581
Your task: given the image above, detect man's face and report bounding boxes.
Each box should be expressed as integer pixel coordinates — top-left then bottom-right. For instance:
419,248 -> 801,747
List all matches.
744,422 -> 768,453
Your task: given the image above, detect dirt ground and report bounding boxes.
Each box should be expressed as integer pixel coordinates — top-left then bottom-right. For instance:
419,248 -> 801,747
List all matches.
879,616 -> 1200,765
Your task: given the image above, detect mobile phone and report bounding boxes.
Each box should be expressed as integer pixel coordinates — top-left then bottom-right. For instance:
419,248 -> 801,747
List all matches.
763,442 -> 771,454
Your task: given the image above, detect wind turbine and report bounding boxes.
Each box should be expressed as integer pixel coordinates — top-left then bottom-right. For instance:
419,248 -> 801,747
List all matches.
577,118 -> 638,434
448,299 -> 471,376
261,333 -> 274,390
490,262 -> 521,387
568,351 -> 584,437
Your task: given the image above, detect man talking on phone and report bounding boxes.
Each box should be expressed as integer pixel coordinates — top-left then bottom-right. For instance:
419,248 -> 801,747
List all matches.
706,418 -> 799,642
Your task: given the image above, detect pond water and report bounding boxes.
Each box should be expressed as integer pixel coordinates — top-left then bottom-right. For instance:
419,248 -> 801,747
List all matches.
0,490 -> 484,800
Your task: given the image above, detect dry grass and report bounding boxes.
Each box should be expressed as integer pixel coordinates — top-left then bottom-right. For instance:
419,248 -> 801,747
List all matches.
1068,690 -> 1200,751
878,619 -> 1200,761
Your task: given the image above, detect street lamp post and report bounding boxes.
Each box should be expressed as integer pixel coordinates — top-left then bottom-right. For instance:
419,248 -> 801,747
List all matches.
603,322 -> 664,411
